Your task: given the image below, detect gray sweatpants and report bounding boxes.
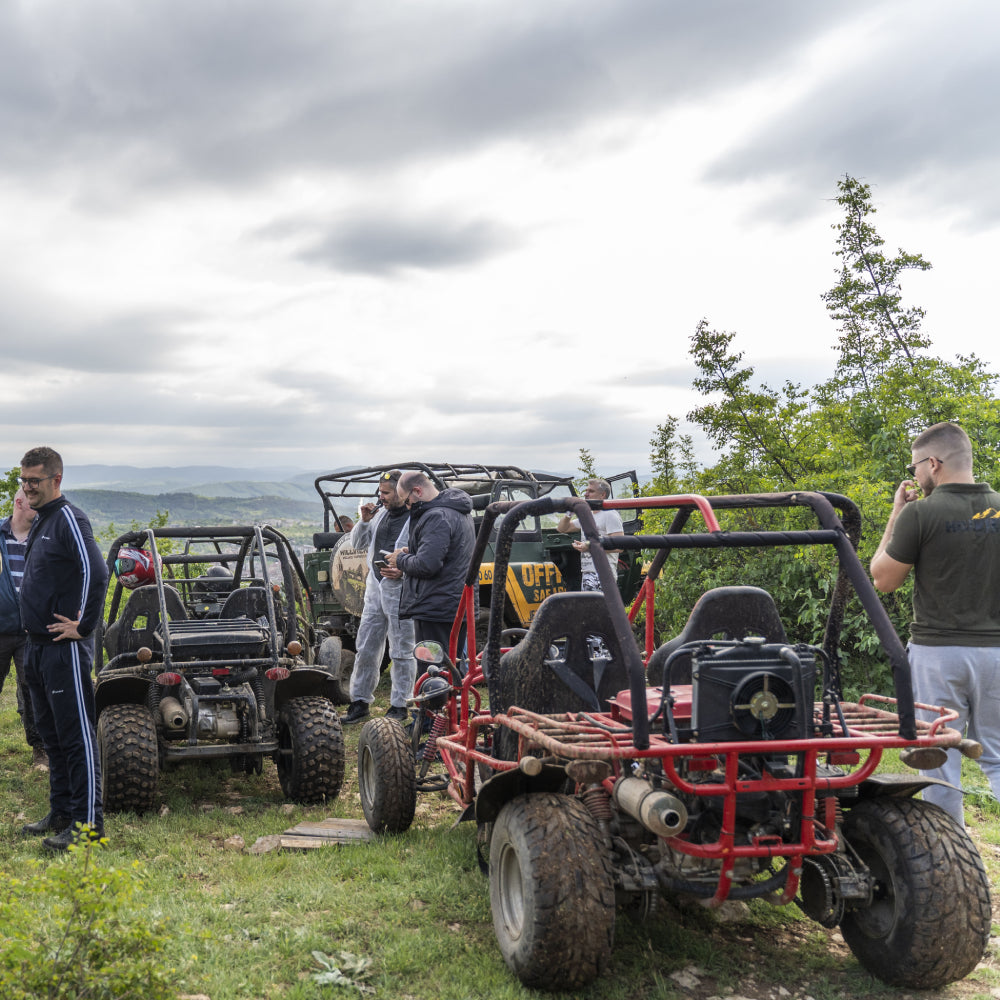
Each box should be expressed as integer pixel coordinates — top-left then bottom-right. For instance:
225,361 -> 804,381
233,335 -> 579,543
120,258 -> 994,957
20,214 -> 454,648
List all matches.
350,573 -> 416,709
909,643 -> 1000,825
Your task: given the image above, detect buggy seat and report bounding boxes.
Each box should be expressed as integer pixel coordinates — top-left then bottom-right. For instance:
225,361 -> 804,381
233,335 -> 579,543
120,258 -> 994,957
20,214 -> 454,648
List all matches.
647,586 -> 787,686
492,592 -> 633,758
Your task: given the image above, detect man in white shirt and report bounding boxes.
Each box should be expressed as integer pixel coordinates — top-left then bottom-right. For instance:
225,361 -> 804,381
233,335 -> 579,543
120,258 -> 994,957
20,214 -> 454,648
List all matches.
556,478 -> 624,591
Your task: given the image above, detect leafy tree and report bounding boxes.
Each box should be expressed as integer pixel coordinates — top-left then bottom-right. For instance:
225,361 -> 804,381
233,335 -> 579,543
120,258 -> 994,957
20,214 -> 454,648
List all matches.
687,322 -> 817,492
814,175 -> 999,484
0,468 -> 19,519
98,509 -> 170,548
647,175 -> 1000,694
647,417 -> 697,495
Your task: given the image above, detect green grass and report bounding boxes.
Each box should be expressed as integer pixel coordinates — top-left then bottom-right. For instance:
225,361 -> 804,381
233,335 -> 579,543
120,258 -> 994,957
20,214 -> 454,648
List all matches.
2,678 -> 999,1000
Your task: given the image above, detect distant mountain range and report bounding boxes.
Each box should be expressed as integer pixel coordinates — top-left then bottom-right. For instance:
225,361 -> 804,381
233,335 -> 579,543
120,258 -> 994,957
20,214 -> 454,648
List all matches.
66,464 -> 321,501
60,465 -> 328,539
62,488 -> 323,531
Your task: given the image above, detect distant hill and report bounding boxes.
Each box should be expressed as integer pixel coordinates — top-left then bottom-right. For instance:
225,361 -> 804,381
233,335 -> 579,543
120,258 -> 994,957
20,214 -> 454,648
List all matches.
66,464 -> 318,498
64,489 -> 323,533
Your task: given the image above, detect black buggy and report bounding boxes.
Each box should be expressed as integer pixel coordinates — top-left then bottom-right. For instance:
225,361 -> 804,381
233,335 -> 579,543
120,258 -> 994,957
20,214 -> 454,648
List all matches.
96,525 -> 345,814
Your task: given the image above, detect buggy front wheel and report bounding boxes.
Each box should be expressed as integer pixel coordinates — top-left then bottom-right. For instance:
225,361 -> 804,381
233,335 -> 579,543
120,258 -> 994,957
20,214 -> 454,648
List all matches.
358,717 -> 416,833
840,796 -> 991,988
489,792 -> 615,990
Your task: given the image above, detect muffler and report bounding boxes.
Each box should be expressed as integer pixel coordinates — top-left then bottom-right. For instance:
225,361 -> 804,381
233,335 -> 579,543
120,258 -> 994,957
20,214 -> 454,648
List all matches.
613,776 -> 687,838
159,695 -> 188,731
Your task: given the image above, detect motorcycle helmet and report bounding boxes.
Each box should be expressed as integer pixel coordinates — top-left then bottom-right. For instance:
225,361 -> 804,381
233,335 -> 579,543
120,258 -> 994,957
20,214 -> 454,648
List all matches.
114,547 -> 157,589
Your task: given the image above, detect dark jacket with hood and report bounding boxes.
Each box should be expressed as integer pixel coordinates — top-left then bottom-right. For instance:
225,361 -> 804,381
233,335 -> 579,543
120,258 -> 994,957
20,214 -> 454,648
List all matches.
397,488 -> 474,623
20,496 -> 108,642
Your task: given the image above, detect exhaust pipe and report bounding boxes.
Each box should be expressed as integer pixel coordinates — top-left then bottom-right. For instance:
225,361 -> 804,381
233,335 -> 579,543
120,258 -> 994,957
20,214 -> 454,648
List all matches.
159,695 -> 188,731
613,776 -> 687,838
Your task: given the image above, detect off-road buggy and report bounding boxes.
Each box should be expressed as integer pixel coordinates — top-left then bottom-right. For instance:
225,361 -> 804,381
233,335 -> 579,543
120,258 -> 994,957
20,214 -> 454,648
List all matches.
356,491 -> 991,991
303,462 -> 643,702
96,525 -> 345,814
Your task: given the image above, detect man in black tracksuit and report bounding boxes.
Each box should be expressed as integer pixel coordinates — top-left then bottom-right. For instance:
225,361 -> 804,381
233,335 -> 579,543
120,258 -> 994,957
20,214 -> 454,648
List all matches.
387,471 -> 474,656
18,446 -> 108,850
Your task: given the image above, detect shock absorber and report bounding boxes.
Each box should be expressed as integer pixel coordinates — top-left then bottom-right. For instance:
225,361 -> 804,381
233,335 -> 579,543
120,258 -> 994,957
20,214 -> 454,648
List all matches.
421,712 -> 447,762
580,784 -> 613,822
580,784 -> 614,845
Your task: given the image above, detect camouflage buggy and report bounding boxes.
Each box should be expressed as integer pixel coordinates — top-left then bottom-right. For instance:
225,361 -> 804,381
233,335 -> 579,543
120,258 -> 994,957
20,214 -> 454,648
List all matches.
302,462 -> 642,702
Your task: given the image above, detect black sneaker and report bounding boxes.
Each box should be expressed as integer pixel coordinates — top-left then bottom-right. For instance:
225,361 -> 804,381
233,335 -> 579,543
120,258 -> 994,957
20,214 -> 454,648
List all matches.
341,700 -> 371,725
385,705 -> 408,723
21,811 -> 71,837
43,823 -> 105,852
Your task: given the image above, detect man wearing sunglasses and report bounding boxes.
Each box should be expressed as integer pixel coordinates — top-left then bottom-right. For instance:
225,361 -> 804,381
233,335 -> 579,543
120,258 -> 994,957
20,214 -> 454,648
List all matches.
871,422 -> 1000,825
17,446 -> 108,850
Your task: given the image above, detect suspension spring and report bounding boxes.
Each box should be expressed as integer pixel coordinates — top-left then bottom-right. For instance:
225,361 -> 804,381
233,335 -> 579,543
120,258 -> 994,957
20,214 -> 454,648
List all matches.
580,784 -> 613,822
422,713 -> 448,762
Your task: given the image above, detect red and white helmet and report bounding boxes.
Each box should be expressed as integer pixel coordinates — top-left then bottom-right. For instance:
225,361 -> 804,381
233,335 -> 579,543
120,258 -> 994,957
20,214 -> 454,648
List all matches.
114,547 -> 157,589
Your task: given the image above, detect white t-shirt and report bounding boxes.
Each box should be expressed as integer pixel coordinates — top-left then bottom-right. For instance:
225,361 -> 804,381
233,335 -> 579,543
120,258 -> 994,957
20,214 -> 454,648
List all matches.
569,508 -> 624,574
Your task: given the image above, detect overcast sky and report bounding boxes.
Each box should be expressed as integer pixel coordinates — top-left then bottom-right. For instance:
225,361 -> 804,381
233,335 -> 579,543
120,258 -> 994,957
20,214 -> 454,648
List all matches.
3,0 -> 998,479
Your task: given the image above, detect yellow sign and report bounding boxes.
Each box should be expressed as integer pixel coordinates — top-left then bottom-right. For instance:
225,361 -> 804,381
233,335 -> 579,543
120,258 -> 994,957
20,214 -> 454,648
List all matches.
479,562 -> 565,626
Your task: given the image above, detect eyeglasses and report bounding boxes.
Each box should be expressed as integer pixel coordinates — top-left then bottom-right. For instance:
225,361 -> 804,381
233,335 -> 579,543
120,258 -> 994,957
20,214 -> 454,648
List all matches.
906,457 -> 934,477
404,488 -> 418,506
18,474 -> 57,488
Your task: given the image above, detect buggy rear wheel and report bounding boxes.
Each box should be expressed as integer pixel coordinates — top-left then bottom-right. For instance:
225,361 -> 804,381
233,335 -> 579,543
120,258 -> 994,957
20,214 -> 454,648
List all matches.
318,636 -> 356,705
276,696 -> 345,804
840,796 -> 991,988
358,717 -> 416,833
489,792 -> 614,990
99,703 -> 159,814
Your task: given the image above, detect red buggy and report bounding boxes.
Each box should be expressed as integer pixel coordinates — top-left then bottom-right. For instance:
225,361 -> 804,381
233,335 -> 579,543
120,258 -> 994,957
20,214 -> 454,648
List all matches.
357,491 -> 991,991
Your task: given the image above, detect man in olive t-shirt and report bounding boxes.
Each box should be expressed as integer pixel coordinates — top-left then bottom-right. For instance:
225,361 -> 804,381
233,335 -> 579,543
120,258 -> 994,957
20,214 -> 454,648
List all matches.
871,421 -> 1000,824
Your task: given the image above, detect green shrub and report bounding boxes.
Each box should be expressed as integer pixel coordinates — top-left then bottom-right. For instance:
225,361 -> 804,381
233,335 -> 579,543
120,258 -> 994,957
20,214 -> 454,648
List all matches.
0,839 -> 177,1000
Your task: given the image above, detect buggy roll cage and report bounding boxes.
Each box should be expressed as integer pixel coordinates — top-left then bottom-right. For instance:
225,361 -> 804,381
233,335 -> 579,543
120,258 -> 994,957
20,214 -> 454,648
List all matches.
99,524 -> 313,672
456,491 -> 915,751
313,462 -> 574,533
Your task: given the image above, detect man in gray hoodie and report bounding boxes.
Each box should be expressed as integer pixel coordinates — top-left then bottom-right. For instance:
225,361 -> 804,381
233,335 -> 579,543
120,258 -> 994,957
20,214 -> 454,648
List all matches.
387,471 -> 474,655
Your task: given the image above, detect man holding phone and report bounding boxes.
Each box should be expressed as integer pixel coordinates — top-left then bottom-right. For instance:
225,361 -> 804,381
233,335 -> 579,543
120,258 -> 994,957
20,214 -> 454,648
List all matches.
871,421 -> 1000,825
341,470 -> 416,725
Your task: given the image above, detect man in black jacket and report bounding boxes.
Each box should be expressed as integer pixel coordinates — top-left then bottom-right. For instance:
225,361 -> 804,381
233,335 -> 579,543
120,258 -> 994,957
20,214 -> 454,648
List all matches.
18,446 -> 108,850
387,471 -> 474,656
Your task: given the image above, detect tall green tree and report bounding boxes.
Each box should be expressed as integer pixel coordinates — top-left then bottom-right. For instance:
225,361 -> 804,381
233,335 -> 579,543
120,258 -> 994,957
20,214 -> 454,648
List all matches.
577,448 -> 597,480
647,417 -> 697,494
650,175 -> 1000,692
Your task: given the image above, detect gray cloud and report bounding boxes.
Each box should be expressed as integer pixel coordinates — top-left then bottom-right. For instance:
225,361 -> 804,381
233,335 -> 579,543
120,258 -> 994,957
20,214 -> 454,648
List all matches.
0,295 -> 197,374
296,211 -> 516,275
9,0 -> 995,231
0,1 -> 864,198
623,366 -> 699,389
704,4 -> 1000,224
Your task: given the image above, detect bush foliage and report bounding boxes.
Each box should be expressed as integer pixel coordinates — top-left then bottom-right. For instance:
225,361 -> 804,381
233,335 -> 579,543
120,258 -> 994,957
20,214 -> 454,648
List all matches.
0,840 -> 176,1000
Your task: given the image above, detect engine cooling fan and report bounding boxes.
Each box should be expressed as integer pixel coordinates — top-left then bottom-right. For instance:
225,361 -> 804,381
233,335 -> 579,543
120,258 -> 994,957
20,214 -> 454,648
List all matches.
730,670 -> 798,739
